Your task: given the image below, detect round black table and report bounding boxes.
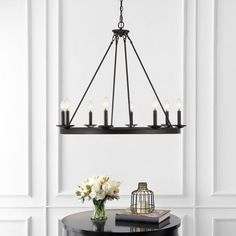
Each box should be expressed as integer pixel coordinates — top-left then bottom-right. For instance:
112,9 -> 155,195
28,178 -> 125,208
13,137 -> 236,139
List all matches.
62,209 -> 181,236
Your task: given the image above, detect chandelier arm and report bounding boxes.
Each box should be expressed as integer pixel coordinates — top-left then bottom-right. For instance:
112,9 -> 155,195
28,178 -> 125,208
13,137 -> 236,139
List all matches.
127,35 -> 172,127
69,38 -> 115,125
111,36 -> 119,126
123,36 -> 132,127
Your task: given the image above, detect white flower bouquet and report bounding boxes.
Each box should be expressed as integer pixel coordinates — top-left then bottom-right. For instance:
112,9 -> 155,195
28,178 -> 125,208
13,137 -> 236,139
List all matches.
76,176 -> 120,220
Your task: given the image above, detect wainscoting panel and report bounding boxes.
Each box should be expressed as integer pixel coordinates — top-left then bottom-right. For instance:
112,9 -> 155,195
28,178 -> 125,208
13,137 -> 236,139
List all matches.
0,218 -> 30,236
47,0 -> 196,209
213,218 -> 236,236
0,0 -> 46,207
212,0 -> 236,197
58,0 -> 186,200
0,208 -> 44,236
197,0 -> 236,206
0,0 -> 30,198
196,209 -> 236,236
58,0 -> 185,197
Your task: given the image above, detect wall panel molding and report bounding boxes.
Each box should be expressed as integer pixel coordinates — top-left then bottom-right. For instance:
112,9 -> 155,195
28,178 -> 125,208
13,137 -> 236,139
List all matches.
212,218 -> 236,236
56,0 -> 188,199
211,0 -> 236,197
0,217 -> 31,236
0,0 -> 32,198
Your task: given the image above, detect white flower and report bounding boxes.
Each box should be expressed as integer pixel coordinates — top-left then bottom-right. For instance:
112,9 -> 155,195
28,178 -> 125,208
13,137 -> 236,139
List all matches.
96,189 -> 106,200
109,180 -> 120,197
102,181 -> 111,195
76,176 -> 120,202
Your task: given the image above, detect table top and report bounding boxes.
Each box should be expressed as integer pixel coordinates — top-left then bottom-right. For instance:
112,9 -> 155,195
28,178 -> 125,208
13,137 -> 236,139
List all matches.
62,209 -> 181,235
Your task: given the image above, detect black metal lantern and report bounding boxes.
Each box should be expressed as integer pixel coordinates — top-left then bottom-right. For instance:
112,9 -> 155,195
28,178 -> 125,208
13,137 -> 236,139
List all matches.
57,0 -> 186,135
130,182 -> 155,214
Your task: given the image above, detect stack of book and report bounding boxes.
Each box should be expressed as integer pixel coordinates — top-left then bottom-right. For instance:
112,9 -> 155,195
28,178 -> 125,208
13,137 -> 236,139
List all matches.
115,209 -> 171,228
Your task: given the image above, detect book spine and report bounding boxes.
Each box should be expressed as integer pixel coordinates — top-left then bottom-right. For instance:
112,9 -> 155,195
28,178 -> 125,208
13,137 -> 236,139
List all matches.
116,215 -> 159,223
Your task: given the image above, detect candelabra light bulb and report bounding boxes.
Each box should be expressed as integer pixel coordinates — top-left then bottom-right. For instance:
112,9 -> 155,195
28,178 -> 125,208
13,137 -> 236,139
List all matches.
130,103 -> 134,112
164,100 -> 170,111
60,101 -> 65,111
88,100 -> 93,112
177,98 -> 182,111
103,96 -> 109,110
60,98 -> 70,111
152,98 -> 158,110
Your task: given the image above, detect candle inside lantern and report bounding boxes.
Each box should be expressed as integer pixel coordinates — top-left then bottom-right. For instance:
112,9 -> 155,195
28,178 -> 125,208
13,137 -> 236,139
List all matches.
152,98 -> 158,126
60,98 -> 70,126
137,201 -> 148,214
164,100 -> 170,126
88,101 -> 93,126
177,98 -> 182,126
130,103 -> 134,126
103,97 -> 109,126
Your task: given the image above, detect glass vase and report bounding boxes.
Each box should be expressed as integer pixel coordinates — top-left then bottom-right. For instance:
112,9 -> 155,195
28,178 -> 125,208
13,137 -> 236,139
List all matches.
91,199 -> 107,221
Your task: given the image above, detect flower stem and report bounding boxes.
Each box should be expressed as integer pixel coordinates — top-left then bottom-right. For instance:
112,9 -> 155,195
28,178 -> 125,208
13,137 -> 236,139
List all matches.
92,199 -> 107,220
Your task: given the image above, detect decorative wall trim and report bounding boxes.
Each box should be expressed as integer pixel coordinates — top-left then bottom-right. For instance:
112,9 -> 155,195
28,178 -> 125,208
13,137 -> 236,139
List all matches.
0,0 -> 32,198
0,217 -> 31,236
179,215 -> 186,236
212,218 -> 236,236
27,0 -> 33,199
56,0 -> 187,198
58,220 -> 62,236
211,0 -> 236,197
57,0 -> 63,198
211,0 -> 219,197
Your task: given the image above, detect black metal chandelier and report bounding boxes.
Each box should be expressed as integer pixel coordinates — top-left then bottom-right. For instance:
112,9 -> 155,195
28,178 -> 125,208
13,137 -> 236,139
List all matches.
57,0 -> 185,135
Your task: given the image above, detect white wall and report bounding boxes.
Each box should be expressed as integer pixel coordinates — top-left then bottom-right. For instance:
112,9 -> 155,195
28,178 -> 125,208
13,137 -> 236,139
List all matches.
0,0 -> 236,235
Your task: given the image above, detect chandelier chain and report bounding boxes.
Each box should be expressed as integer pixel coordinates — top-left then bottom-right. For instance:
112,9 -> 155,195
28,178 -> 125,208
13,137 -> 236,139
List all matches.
118,0 -> 125,29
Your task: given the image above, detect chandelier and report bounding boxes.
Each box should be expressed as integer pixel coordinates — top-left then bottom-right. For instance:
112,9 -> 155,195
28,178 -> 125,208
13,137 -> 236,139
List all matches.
57,0 -> 185,135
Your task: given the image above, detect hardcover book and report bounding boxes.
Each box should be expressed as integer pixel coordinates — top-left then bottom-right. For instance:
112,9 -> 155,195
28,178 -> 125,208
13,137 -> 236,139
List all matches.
115,209 -> 171,224
115,217 -> 170,229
